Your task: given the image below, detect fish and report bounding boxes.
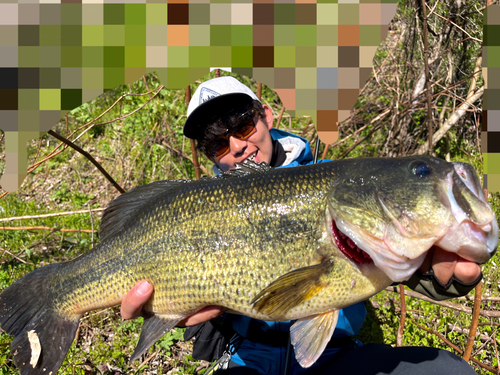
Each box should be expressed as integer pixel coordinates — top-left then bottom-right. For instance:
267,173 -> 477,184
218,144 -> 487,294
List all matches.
0,156 -> 498,374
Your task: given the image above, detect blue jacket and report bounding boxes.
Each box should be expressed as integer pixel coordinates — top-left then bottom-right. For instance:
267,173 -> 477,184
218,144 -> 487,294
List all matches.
229,129 -> 367,375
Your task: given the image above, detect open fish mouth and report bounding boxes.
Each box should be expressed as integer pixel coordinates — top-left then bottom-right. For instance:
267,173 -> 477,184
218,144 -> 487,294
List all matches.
331,218 -> 373,265
327,208 -> 428,281
327,159 -> 499,282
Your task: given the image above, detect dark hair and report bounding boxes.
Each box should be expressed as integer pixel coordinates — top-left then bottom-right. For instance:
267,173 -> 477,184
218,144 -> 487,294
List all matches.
196,99 -> 265,154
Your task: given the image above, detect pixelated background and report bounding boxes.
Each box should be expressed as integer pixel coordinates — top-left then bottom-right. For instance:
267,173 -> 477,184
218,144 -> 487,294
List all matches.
0,0 -> 399,192
483,4 -> 500,193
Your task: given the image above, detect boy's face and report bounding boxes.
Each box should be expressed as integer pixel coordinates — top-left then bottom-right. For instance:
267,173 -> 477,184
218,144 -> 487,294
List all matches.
211,105 -> 274,172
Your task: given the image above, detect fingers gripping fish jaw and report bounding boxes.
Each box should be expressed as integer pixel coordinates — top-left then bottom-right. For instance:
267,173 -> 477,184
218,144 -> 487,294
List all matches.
435,166 -> 499,264
327,157 -> 499,283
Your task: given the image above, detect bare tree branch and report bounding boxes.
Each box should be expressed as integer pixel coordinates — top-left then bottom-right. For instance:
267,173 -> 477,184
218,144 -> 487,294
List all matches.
0,208 -> 104,223
386,285 -> 500,318
48,130 -> 125,194
414,86 -> 484,155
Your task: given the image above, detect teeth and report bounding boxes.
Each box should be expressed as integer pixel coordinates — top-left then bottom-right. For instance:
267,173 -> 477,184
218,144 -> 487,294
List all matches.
347,238 -> 356,249
248,152 -> 257,162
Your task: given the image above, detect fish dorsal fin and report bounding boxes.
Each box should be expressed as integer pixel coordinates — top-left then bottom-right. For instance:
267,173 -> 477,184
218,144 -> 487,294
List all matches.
101,161 -> 271,241
99,180 -> 189,242
130,314 -> 181,363
219,160 -> 272,179
291,310 -> 339,368
250,259 -> 333,317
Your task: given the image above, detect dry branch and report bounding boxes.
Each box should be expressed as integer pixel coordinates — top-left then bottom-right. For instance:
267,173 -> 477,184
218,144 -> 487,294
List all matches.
494,332 -> 500,375
386,286 -> 500,318
446,323 -> 492,342
467,56 -> 483,99
0,247 -> 34,264
460,296 -> 500,302
81,86 -> 164,131
137,348 -> 161,371
425,2 -> 482,43
420,0 -> 434,155
339,123 -> 382,159
23,85 -> 164,181
464,282 -> 483,362
414,86 -> 484,155
0,208 -> 105,223
275,105 -> 286,130
397,284 -> 406,347
1,226 -> 97,233
48,130 -> 125,194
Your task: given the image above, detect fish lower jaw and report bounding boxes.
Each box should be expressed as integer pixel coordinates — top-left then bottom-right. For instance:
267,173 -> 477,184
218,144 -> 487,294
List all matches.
433,221 -> 498,264
368,251 -> 425,282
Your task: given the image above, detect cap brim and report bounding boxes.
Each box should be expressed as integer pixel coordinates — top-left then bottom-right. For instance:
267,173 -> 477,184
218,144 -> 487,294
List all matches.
183,93 -> 254,139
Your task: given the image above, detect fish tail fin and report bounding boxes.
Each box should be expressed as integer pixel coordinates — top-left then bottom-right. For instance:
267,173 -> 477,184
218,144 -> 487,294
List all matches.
0,263 -> 80,375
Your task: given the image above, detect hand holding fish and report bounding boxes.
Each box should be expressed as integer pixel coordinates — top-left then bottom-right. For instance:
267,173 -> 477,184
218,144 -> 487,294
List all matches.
420,247 -> 481,285
121,281 -> 225,326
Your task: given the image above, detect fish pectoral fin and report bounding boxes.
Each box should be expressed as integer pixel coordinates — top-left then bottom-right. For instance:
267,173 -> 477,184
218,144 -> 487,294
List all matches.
290,310 -> 339,368
250,259 -> 333,316
130,314 -> 182,363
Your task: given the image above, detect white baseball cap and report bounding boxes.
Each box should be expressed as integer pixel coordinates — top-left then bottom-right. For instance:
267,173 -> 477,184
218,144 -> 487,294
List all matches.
184,76 -> 260,139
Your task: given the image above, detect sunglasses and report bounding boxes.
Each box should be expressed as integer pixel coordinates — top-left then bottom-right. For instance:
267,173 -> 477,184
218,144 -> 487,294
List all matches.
201,111 -> 257,159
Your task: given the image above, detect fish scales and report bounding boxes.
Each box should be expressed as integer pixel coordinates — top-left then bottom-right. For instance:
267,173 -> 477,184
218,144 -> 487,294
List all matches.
1,156 -> 497,374
52,162 -> 360,320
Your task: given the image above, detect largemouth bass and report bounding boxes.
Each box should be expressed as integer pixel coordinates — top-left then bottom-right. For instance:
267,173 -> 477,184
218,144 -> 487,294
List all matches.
0,156 -> 498,374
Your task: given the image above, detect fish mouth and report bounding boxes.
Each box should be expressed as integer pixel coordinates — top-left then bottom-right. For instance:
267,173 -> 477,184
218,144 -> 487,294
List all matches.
331,218 -> 373,265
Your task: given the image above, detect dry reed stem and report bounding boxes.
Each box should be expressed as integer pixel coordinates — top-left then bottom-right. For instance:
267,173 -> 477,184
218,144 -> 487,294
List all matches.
1,226 -> 97,233
0,247 -> 34,264
397,284 -> 406,346
0,208 -> 104,223
387,286 -> 500,318
463,281 -> 483,362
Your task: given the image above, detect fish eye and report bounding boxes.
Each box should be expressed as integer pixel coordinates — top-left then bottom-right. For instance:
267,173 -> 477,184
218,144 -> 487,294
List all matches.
409,161 -> 430,178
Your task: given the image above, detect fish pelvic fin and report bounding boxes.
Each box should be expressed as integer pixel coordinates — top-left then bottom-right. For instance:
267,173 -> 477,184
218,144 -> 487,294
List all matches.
290,310 -> 339,368
250,259 -> 333,316
0,263 -> 80,375
130,314 -> 182,363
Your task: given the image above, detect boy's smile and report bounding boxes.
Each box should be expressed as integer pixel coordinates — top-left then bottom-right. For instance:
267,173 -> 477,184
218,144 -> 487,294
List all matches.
213,105 -> 274,172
